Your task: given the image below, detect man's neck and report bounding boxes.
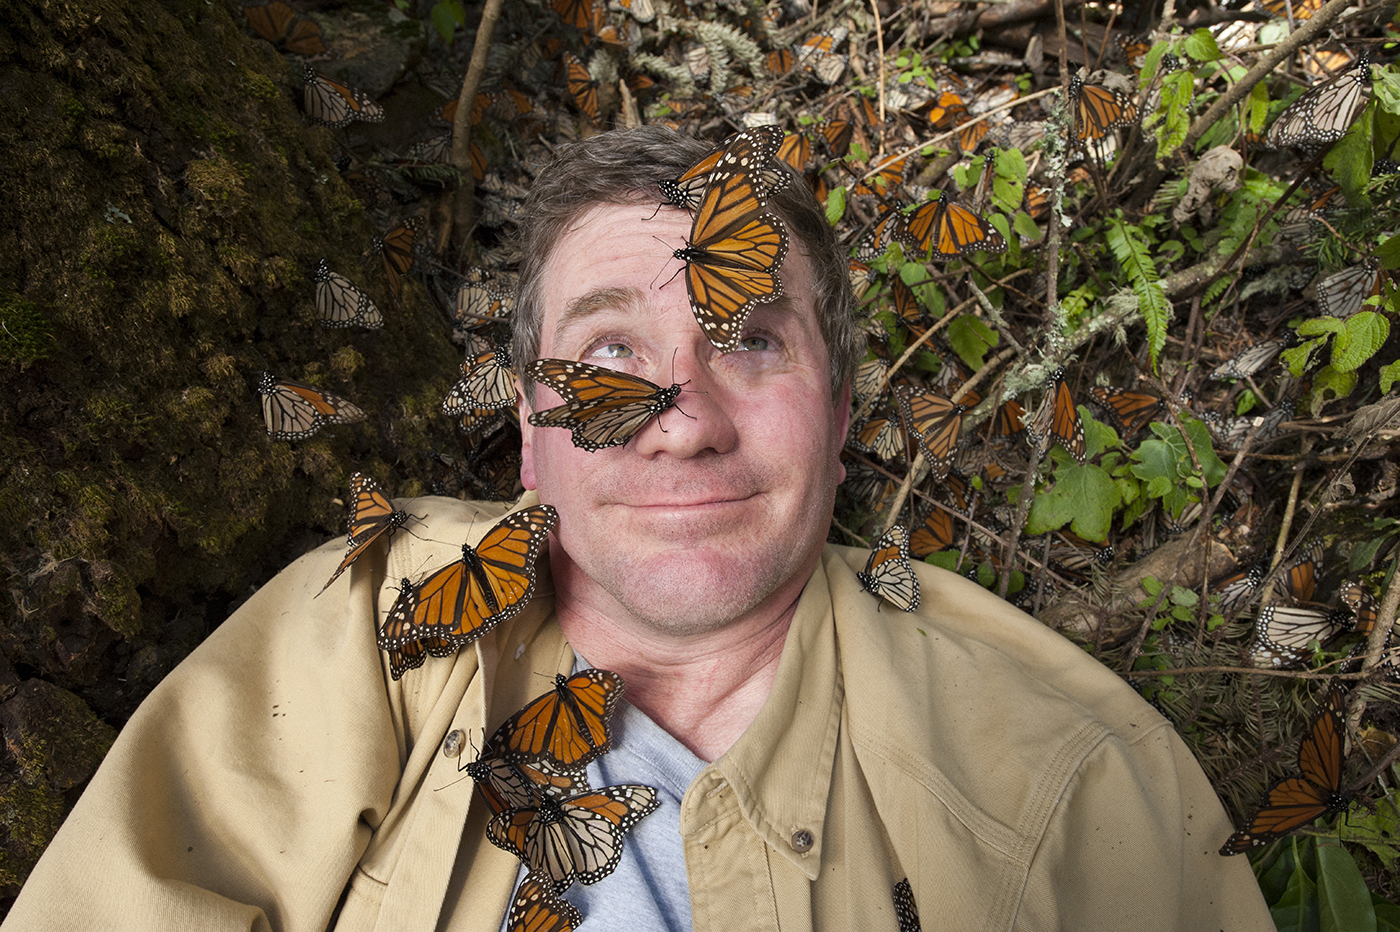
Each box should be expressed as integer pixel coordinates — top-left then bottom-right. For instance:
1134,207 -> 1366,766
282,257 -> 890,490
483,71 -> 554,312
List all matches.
554,596 -> 795,762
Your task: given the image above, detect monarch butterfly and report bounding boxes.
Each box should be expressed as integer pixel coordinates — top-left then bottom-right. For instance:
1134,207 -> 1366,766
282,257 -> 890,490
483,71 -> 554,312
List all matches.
454,281 -> 514,330
526,358 -> 686,452
401,132 -> 453,166
658,126 -> 788,211
856,206 -> 907,262
795,27 -> 848,84
506,874 -> 582,932
1027,367 -> 1086,464
673,137 -> 790,352
373,217 -> 421,302
1024,182 -> 1049,220
244,1 -> 326,56
1249,605 -> 1353,668
1210,559 -> 1267,614
314,260 -> 383,330
380,580 -> 460,679
318,473 -> 415,596
301,66 -> 385,128
487,783 -> 660,891
1068,72 -> 1138,146
444,346 -> 518,413
956,117 -> 991,154
1282,538 -> 1324,604
494,669 -> 625,770
1340,582 -> 1379,637
1267,53 -> 1371,152
1211,399 -> 1295,451
256,372 -> 366,440
1210,336 -> 1292,380
841,458 -> 897,509
465,739 -> 584,816
817,120 -> 854,158
765,48 -> 796,77
376,505 -> 558,663
851,406 -> 905,461
553,0 -> 592,29
1220,680 -> 1350,854
1088,386 -> 1163,437
1047,531 -> 1115,574
900,191 -> 1007,258
776,132 -> 810,171
563,53 -> 599,122
1318,261 -> 1383,319
855,94 -> 883,129
858,525 -> 921,612
899,390 -> 966,481
891,277 -> 931,338
848,258 -> 877,294
992,398 -> 1026,437
894,878 -> 922,932
909,506 -> 956,559
853,357 -> 890,404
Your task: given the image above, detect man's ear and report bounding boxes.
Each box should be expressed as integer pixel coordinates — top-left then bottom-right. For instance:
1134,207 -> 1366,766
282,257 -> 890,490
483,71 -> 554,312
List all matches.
518,379 -> 538,490
833,380 -> 852,484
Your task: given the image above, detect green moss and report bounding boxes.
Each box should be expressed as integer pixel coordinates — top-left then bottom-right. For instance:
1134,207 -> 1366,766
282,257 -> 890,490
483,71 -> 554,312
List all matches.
0,781 -> 65,886
0,293 -> 55,364
184,157 -> 250,212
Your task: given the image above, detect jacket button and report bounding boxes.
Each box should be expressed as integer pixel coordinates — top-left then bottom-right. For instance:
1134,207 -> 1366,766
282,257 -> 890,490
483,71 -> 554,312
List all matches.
442,729 -> 465,758
790,829 -> 814,852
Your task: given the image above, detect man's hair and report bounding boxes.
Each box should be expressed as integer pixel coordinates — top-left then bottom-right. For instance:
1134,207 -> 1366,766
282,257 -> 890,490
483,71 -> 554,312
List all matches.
510,125 -> 860,401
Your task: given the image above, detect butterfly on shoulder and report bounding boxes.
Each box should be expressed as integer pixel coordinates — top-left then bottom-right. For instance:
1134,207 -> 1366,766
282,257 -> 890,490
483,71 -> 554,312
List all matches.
376,505 -> 558,674
1220,680 -> 1351,853
658,126 -> 789,211
380,579 -> 459,680
526,358 -> 687,452
318,473 -> 419,596
487,782 -> 660,892
1027,367 -> 1086,464
672,134 -> 791,352
444,345 -> 518,413
256,372 -> 366,440
493,668 -> 626,770
314,260 -> 382,329
859,525 -> 920,612
301,66 -> 384,128
463,736 -> 586,816
893,877 -> 922,932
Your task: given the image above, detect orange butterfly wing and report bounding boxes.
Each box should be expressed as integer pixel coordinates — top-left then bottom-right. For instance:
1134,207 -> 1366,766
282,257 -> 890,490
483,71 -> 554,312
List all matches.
898,390 -> 965,480
526,359 -> 684,452
858,525 -> 920,612
507,874 -> 582,932
1029,367 -> 1086,464
319,473 -> 410,595
496,669 -> 625,770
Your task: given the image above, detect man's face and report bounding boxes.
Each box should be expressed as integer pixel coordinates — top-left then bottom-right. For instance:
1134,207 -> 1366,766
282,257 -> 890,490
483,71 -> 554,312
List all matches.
519,202 -> 850,636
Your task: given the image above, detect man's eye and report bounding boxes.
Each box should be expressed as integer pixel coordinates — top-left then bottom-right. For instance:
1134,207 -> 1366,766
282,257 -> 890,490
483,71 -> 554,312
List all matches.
590,343 -> 633,359
739,335 -> 771,352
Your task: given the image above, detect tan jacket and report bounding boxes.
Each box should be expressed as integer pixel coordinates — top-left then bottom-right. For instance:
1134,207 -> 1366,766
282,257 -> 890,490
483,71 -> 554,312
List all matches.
6,494 -> 1271,931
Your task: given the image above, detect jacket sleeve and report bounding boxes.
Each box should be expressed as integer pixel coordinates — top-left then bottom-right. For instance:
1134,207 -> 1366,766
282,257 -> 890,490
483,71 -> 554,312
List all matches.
3,542 -> 404,932
1015,722 -> 1274,931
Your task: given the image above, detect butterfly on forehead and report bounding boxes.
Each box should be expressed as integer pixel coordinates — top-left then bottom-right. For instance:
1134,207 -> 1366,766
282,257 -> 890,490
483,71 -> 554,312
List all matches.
672,132 -> 790,353
658,126 -> 790,212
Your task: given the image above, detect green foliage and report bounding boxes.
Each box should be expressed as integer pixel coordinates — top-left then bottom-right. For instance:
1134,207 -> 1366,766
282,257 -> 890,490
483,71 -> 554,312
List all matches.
1025,459 -> 1120,541
430,0 -> 465,42
1253,836 -> 1390,932
1106,216 -> 1169,372
946,315 -> 997,370
1154,71 -> 1193,156
0,292 -> 55,364
1122,417 -> 1226,527
1288,312 -> 1391,404
1326,101 -> 1376,209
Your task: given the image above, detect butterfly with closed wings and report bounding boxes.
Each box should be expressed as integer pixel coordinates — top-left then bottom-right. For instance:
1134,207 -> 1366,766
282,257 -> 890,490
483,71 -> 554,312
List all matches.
1268,53 -> 1371,152
256,372 -> 366,440
314,260 -> 382,330
1221,680 -> 1351,853
444,345 -> 518,413
318,473 -> 418,596
1027,367 -> 1086,464
302,66 -> 385,128
859,525 -> 920,612
376,505 -> 558,675
373,217 -> 421,303
673,132 -> 790,353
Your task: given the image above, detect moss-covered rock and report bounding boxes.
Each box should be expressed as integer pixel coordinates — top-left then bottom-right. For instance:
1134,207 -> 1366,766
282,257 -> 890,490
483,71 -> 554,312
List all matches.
0,0 -> 461,900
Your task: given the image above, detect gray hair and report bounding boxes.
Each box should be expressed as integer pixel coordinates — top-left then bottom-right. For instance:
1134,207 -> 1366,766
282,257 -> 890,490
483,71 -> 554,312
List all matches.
509,126 -> 859,402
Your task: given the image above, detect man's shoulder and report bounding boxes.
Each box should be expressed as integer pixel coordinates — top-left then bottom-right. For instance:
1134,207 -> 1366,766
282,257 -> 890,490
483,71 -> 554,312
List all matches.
821,543 -> 1170,822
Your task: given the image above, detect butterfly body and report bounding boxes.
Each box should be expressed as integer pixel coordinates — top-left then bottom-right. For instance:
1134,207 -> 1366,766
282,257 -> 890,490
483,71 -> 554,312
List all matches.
314,260 -> 382,329
373,217 -> 421,302
900,191 -> 1006,258
495,669 -> 624,771
898,390 -> 966,480
658,127 -> 787,211
527,359 -> 684,452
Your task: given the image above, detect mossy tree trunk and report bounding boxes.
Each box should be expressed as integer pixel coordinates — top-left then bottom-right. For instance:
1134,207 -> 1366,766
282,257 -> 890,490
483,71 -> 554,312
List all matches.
0,0 -> 461,900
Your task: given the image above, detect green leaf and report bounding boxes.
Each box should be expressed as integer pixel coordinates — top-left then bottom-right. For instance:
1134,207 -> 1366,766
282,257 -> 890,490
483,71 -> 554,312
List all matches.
1332,312 -> 1390,373
825,185 -> 848,226
1106,217 -> 1170,371
1298,317 -> 1345,337
1378,233 -> 1400,271
1325,101 -> 1375,209
430,0 -> 464,41
1248,81 -> 1271,134
947,315 -> 996,370
1317,841 -> 1376,932
1183,28 -> 1222,61
1024,463 -> 1120,540
1271,841 -> 1321,932
1284,338 -> 1328,377
1314,366 -> 1358,404
1382,360 -> 1400,395
1156,72 -> 1193,156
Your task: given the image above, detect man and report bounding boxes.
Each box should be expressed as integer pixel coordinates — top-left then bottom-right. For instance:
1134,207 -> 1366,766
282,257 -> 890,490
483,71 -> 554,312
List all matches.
6,127 -> 1271,930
